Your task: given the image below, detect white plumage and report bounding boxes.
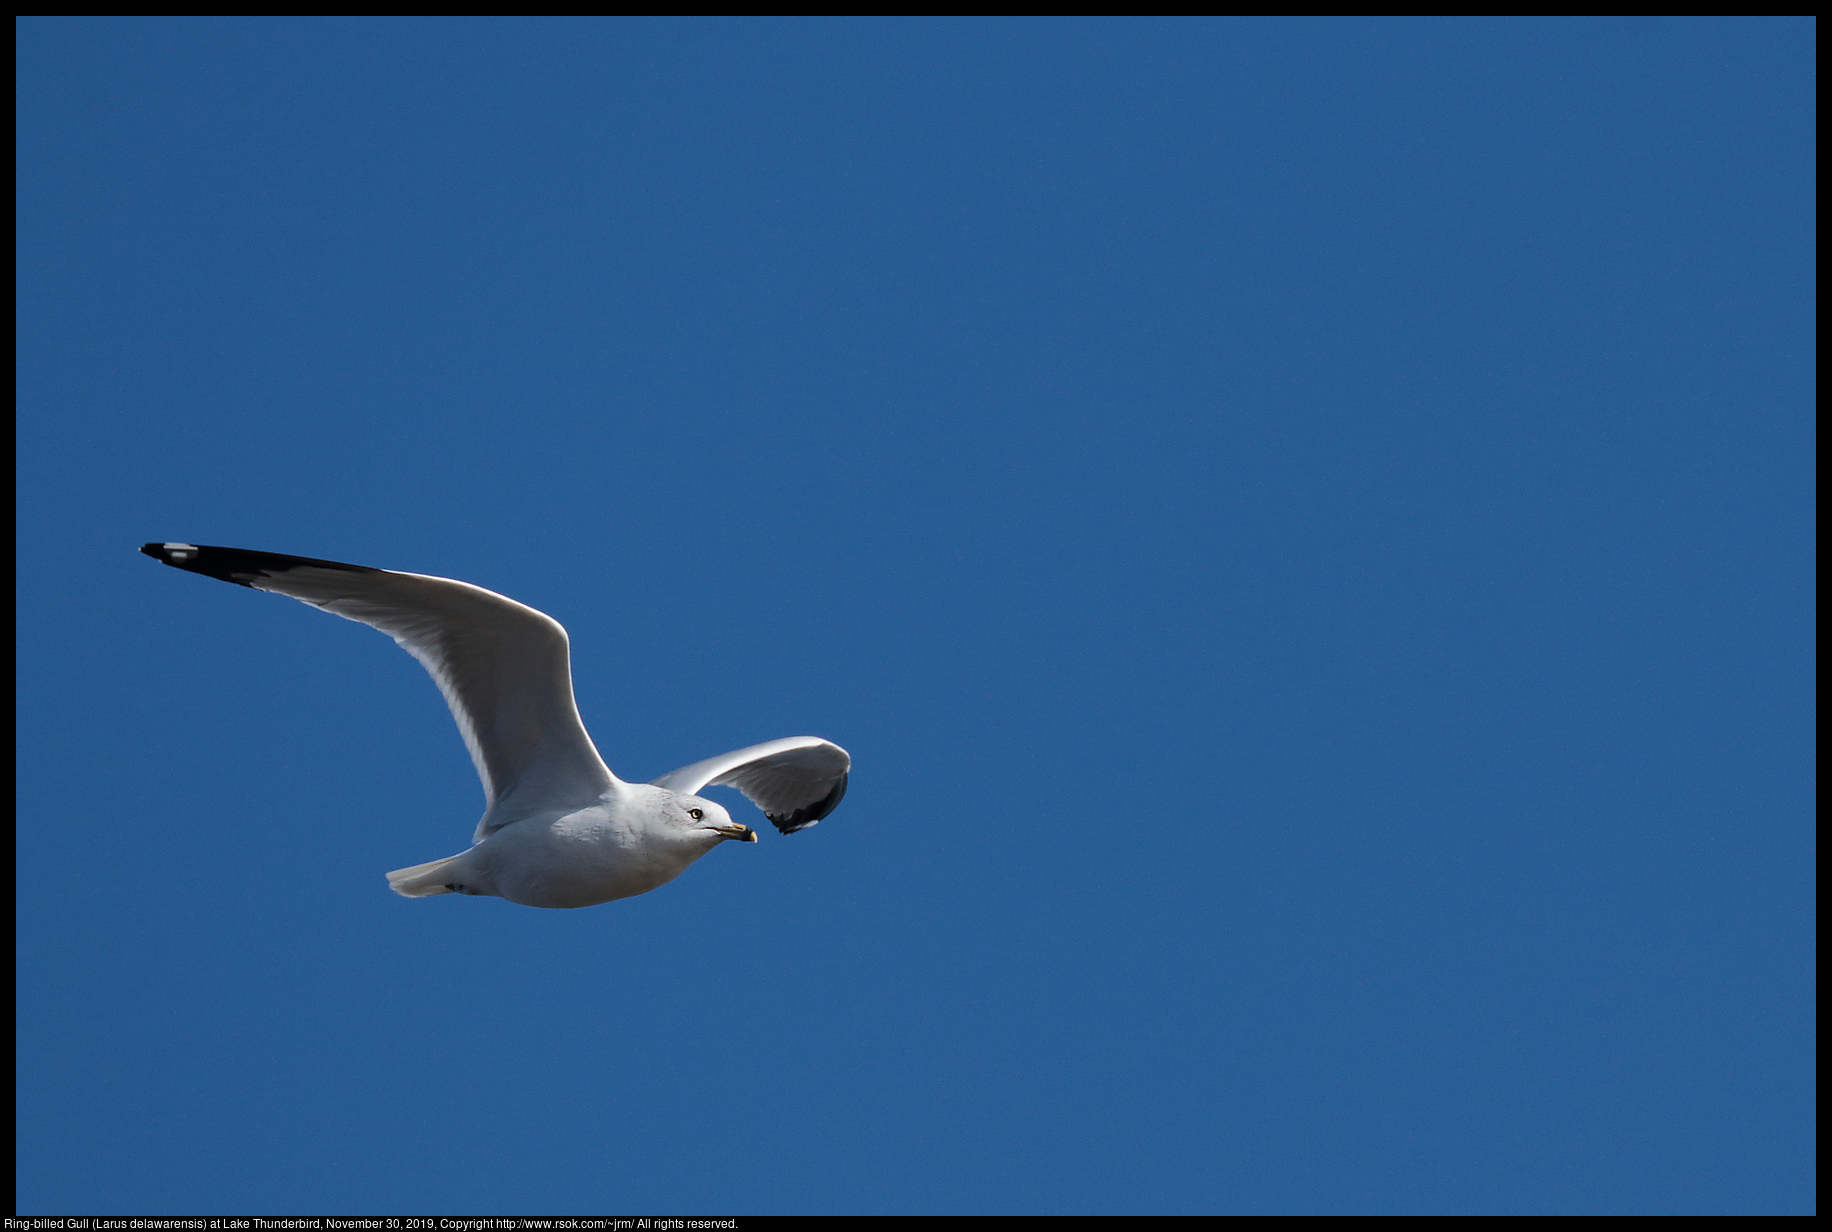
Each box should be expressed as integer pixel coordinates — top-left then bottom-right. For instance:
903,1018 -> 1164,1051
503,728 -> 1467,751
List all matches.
141,543 -> 850,909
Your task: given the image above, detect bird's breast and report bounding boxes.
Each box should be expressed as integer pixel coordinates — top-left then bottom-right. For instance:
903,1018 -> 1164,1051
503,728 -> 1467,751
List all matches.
478,807 -> 704,909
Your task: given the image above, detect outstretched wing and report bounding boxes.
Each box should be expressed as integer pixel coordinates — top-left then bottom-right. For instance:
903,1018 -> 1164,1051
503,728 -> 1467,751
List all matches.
652,736 -> 850,835
141,543 -> 615,837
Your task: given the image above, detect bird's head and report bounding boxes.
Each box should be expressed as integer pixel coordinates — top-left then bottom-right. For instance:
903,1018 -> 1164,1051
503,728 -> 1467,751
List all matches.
673,795 -> 756,843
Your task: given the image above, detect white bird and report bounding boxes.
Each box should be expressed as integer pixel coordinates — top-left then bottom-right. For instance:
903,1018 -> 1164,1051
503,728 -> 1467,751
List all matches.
140,543 -> 850,909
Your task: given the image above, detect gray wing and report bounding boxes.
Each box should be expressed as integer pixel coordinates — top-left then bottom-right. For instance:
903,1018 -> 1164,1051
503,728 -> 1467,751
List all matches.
652,736 -> 850,835
141,543 -> 615,839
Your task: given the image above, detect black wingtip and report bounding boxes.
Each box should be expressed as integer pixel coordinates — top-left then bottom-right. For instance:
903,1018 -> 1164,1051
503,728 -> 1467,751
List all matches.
768,772 -> 849,836
140,541 -> 253,586
140,542 -> 376,587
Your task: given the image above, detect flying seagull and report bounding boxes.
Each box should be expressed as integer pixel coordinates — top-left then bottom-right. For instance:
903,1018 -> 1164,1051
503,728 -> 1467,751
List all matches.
140,543 -> 850,909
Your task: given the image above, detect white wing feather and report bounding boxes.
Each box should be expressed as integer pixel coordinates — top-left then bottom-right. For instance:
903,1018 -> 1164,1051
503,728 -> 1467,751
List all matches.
142,544 -> 614,839
652,736 -> 850,834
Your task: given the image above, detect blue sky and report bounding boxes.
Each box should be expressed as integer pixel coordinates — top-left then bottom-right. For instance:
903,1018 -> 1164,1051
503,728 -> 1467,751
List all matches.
16,17 -> 1814,1216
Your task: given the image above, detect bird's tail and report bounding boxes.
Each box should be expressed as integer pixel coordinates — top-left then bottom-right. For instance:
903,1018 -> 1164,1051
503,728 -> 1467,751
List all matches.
385,852 -> 470,898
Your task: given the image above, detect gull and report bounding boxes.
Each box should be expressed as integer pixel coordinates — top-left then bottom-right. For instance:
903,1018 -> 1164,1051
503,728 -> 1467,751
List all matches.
140,543 -> 850,909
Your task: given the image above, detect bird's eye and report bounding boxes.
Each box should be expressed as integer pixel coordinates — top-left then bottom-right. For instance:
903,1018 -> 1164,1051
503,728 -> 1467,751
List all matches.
688,808 -> 704,820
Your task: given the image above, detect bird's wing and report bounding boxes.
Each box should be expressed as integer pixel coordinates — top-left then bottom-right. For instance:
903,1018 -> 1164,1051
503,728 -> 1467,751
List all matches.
652,736 -> 850,835
142,543 -> 615,836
